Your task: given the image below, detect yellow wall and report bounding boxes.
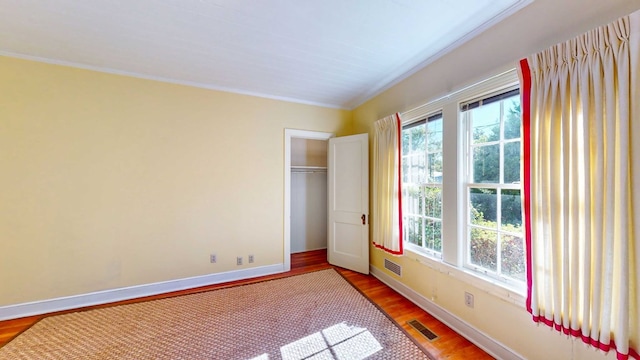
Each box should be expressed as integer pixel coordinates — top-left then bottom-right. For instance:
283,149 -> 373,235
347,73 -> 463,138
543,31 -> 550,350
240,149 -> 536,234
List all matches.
0,56 -> 351,306
353,1 -> 639,359
291,138 -> 327,167
2,0 -> 639,357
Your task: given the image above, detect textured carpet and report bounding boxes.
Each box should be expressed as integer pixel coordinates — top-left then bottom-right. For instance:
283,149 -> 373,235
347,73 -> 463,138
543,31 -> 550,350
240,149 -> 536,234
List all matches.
0,269 -> 430,359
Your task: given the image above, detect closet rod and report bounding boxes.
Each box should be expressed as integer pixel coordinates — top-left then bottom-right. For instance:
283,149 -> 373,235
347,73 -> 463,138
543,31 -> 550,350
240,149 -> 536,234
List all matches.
291,169 -> 327,174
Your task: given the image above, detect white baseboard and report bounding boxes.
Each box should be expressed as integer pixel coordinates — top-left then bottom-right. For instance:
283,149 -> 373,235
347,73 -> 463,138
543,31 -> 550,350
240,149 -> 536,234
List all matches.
370,265 -> 524,360
0,263 -> 285,321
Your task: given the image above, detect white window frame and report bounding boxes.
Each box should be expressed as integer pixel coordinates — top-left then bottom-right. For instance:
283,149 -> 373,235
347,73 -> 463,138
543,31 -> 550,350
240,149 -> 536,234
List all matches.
461,86 -> 524,287
400,68 -> 526,305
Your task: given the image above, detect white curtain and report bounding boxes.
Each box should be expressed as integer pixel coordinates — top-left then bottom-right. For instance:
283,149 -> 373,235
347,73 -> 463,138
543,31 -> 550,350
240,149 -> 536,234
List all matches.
519,10 -> 640,359
372,113 -> 403,255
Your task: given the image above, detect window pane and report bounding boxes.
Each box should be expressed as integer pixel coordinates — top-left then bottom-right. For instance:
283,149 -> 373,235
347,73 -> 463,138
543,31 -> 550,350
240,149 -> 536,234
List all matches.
427,119 -> 443,152
503,141 -> 521,183
501,234 -> 525,281
410,154 -> 426,184
402,157 -> 409,183
402,129 -> 410,154
405,216 -> 423,246
470,227 -> 497,271
470,188 -> 497,226
424,186 -> 442,218
472,144 -> 499,183
427,152 -> 443,183
501,189 -> 522,229
425,219 -> 442,252
504,98 -> 521,140
404,185 -> 421,215
402,115 -> 443,257
471,101 -> 500,144
410,126 -> 425,154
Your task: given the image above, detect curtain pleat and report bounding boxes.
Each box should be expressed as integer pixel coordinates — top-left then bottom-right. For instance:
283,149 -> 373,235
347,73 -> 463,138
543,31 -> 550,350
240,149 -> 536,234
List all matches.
372,113 -> 403,255
520,10 -> 639,360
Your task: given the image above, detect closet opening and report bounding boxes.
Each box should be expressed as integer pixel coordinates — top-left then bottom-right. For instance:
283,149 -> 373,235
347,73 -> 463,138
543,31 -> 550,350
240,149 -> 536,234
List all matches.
283,129 -> 333,271
290,138 -> 328,254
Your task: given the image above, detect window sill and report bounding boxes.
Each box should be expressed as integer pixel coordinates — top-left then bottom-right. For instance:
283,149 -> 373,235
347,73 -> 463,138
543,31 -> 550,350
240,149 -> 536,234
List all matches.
403,247 -> 526,308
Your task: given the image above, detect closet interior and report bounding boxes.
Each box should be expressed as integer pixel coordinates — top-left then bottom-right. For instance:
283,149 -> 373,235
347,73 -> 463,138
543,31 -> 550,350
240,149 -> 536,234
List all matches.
290,138 -> 328,253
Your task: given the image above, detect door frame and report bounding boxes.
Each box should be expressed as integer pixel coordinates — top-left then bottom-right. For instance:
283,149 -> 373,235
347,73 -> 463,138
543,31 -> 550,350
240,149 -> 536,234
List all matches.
283,129 -> 334,271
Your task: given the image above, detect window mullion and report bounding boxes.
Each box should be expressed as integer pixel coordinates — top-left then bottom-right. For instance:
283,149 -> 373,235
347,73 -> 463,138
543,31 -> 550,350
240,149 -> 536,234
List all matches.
464,112 -> 472,267
496,190 -> 503,276
497,99 -> 505,277
500,100 -> 505,185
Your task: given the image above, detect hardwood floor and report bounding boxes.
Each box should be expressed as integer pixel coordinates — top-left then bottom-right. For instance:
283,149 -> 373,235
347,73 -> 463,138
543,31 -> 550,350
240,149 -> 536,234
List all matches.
0,250 -> 492,359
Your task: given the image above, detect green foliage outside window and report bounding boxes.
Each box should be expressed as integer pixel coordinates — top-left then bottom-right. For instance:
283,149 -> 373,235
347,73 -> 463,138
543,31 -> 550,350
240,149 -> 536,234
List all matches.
401,83 -> 525,286
404,185 -> 442,252
469,208 -> 525,281
402,115 -> 443,254
472,102 -> 521,186
468,98 -> 525,281
401,98 -> 525,281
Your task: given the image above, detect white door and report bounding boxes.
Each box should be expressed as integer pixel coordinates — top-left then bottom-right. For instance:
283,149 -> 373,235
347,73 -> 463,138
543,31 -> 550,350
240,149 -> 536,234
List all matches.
328,133 -> 369,274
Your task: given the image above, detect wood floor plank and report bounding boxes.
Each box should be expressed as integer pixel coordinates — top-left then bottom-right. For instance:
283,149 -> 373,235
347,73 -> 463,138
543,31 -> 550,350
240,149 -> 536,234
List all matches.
0,249 -> 492,359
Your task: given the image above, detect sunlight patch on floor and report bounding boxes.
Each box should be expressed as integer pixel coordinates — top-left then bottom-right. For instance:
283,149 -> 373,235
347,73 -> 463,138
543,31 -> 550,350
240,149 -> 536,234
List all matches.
249,322 -> 382,360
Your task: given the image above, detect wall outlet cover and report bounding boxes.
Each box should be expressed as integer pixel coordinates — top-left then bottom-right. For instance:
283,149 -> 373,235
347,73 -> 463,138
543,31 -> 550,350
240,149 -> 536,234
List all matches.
464,292 -> 474,308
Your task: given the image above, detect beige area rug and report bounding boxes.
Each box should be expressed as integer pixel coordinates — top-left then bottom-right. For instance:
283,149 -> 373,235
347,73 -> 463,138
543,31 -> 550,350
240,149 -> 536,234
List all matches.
0,269 -> 431,360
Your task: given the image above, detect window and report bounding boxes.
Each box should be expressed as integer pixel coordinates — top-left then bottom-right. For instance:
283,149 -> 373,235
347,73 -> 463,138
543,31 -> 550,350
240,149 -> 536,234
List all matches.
399,69 -> 525,295
461,88 -> 525,283
401,113 -> 443,257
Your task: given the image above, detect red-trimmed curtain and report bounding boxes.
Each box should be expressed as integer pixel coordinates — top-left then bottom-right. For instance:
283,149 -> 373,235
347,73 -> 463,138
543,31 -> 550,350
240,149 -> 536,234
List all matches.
519,10 -> 639,360
372,113 -> 403,255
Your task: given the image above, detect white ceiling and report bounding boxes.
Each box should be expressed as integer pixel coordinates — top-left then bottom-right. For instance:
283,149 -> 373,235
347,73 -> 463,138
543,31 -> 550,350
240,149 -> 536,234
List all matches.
0,0 -> 531,109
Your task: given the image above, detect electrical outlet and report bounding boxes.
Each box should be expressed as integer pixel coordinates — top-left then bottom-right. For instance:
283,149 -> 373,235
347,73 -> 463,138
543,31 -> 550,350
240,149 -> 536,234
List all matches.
464,292 -> 474,308
210,254 -> 216,263
237,256 -> 243,266
248,255 -> 254,263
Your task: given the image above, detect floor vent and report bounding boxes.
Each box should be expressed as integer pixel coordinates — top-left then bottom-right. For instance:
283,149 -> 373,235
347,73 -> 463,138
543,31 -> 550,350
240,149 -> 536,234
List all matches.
407,319 -> 438,341
384,258 -> 402,276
